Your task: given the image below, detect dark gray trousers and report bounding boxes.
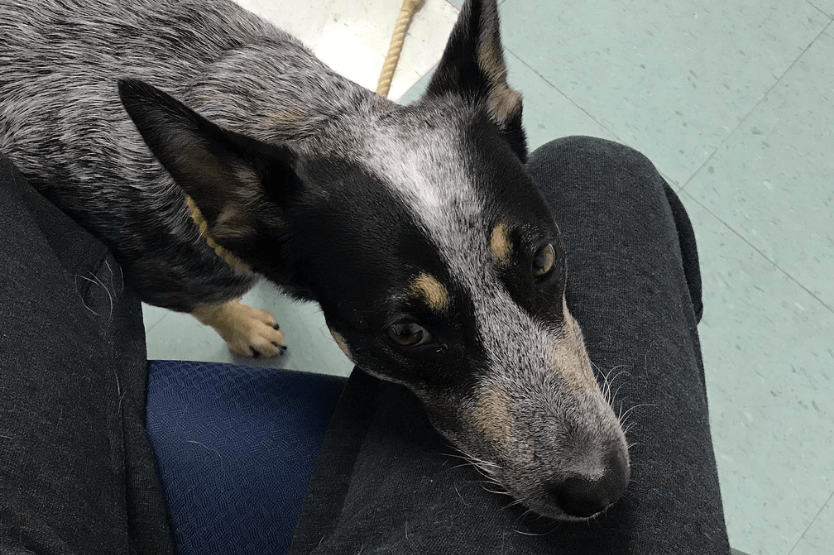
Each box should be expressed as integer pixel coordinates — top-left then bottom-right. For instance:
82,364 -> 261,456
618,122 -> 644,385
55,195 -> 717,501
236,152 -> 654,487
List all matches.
289,137 -> 729,554
1,136 -> 729,554
0,157 -> 174,554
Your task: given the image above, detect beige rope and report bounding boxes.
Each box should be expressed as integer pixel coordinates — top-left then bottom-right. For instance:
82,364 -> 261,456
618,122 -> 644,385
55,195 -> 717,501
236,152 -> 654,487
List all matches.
376,0 -> 424,97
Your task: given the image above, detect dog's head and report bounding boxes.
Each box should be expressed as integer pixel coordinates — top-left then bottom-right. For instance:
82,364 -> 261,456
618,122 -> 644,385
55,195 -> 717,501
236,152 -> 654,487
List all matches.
120,0 -> 629,521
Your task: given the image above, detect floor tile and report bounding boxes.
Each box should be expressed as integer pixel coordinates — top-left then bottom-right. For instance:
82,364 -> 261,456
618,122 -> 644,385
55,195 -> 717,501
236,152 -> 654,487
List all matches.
141,303 -> 168,333
145,282 -> 354,377
792,495 -> 834,555
499,0 -> 829,186
806,0 -> 834,17
395,61 -> 436,103
680,192 -> 834,555
686,24 -> 834,309
235,0 -> 458,100
505,52 -> 617,150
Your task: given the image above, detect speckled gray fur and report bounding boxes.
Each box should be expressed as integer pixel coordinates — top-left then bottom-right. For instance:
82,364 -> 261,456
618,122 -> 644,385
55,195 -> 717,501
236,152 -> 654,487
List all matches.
0,0 -> 630,520
0,0 -> 379,310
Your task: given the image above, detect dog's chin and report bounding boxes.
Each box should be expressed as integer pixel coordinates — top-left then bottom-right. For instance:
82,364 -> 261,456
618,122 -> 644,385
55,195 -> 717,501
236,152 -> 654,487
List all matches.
512,490 -> 611,523
469,459 -> 626,523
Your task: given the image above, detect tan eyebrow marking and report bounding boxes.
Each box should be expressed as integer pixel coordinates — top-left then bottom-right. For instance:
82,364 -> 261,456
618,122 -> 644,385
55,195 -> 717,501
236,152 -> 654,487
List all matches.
473,386 -> 514,444
409,273 -> 451,313
490,223 -> 513,267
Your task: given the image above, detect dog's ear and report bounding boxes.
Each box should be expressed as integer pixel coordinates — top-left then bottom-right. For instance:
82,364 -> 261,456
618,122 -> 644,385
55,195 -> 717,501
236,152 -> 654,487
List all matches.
118,78 -> 299,271
425,0 -> 527,162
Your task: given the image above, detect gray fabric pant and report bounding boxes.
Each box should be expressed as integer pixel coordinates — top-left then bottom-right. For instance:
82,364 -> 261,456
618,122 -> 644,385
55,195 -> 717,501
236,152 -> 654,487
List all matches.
0,156 -> 174,555
289,137 -> 729,554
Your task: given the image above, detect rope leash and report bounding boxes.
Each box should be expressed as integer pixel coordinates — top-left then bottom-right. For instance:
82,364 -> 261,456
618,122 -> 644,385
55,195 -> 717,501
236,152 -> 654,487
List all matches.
376,0 -> 424,97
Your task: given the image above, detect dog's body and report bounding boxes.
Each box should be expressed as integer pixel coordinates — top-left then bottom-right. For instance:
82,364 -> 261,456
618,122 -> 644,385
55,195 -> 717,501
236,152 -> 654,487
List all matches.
0,0 -> 630,520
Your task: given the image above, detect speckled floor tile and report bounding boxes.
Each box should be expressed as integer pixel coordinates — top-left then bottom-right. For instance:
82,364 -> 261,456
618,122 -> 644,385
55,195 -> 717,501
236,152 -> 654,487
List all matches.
680,192 -> 834,555
235,0 -> 457,99
792,496 -> 834,555
806,0 -> 834,17
145,282 -> 354,377
685,23 -> 834,310
499,0 -> 829,186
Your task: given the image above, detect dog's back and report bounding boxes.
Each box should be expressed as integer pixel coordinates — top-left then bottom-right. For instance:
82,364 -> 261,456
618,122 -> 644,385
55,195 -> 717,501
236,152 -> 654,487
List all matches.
0,0 -> 377,309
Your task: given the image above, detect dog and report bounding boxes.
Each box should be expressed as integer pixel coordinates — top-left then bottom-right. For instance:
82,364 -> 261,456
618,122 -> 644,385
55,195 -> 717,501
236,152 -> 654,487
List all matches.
0,0 -> 629,520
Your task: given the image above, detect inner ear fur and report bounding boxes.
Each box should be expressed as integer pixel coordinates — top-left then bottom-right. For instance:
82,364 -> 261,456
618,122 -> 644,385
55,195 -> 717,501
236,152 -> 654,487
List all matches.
118,78 -> 299,262
424,0 -> 527,161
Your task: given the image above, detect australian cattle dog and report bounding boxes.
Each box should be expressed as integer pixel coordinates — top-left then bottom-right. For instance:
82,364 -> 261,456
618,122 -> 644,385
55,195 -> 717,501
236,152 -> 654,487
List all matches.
0,0 -> 630,519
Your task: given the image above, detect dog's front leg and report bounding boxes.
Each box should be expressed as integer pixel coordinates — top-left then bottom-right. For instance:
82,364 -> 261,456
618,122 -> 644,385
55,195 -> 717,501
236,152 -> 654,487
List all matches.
191,300 -> 287,358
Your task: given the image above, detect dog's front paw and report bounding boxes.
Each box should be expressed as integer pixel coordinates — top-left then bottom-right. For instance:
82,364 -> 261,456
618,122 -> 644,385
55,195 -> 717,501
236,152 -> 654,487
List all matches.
192,299 -> 287,357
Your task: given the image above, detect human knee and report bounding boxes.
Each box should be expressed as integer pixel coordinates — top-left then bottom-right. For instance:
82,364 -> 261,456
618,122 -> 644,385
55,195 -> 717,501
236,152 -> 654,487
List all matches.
528,136 -> 665,198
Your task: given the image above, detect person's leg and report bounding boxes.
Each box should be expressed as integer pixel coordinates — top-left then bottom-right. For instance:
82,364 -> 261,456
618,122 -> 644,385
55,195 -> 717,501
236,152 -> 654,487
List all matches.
289,137 -> 729,554
0,156 -> 174,554
525,136 -> 725,550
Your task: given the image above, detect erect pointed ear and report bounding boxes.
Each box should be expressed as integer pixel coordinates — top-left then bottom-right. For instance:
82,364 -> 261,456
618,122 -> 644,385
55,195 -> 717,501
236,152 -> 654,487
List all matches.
118,78 -> 300,270
424,0 -> 527,162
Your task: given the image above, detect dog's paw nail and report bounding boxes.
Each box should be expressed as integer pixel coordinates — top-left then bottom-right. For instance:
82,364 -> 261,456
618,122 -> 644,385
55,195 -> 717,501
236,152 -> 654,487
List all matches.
272,323 -> 281,330
251,348 -> 260,358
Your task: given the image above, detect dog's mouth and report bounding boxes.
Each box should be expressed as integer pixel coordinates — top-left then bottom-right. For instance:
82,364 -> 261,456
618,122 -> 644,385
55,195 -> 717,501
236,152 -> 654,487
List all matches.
428,386 -> 631,522
454,440 -> 631,521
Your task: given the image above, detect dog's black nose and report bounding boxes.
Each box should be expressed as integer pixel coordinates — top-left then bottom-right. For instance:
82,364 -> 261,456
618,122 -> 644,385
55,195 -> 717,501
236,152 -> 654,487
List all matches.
550,448 -> 629,518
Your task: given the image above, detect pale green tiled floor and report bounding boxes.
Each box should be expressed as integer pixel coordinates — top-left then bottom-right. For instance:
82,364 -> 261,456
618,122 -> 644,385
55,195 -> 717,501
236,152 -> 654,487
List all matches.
144,1 -> 834,553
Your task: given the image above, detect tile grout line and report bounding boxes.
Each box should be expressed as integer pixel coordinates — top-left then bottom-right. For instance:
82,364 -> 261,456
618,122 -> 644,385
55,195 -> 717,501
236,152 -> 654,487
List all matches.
503,46 -> 624,144
804,0 -> 834,19
674,18 -> 834,318
679,17 -> 833,193
395,61 -> 439,104
679,9 -> 832,194
786,489 -> 834,555
680,189 -> 834,316
143,308 -> 169,335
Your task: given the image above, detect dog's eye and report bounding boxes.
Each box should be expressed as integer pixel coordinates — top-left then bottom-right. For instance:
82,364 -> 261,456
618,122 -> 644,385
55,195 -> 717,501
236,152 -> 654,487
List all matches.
532,244 -> 556,278
387,322 -> 432,347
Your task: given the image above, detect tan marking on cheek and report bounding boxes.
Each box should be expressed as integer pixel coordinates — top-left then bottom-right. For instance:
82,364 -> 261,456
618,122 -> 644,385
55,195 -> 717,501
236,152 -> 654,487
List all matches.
472,387 -> 514,444
410,273 -> 450,312
548,299 -> 598,393
490,223 -> 513,266
329,329 -> 353,361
